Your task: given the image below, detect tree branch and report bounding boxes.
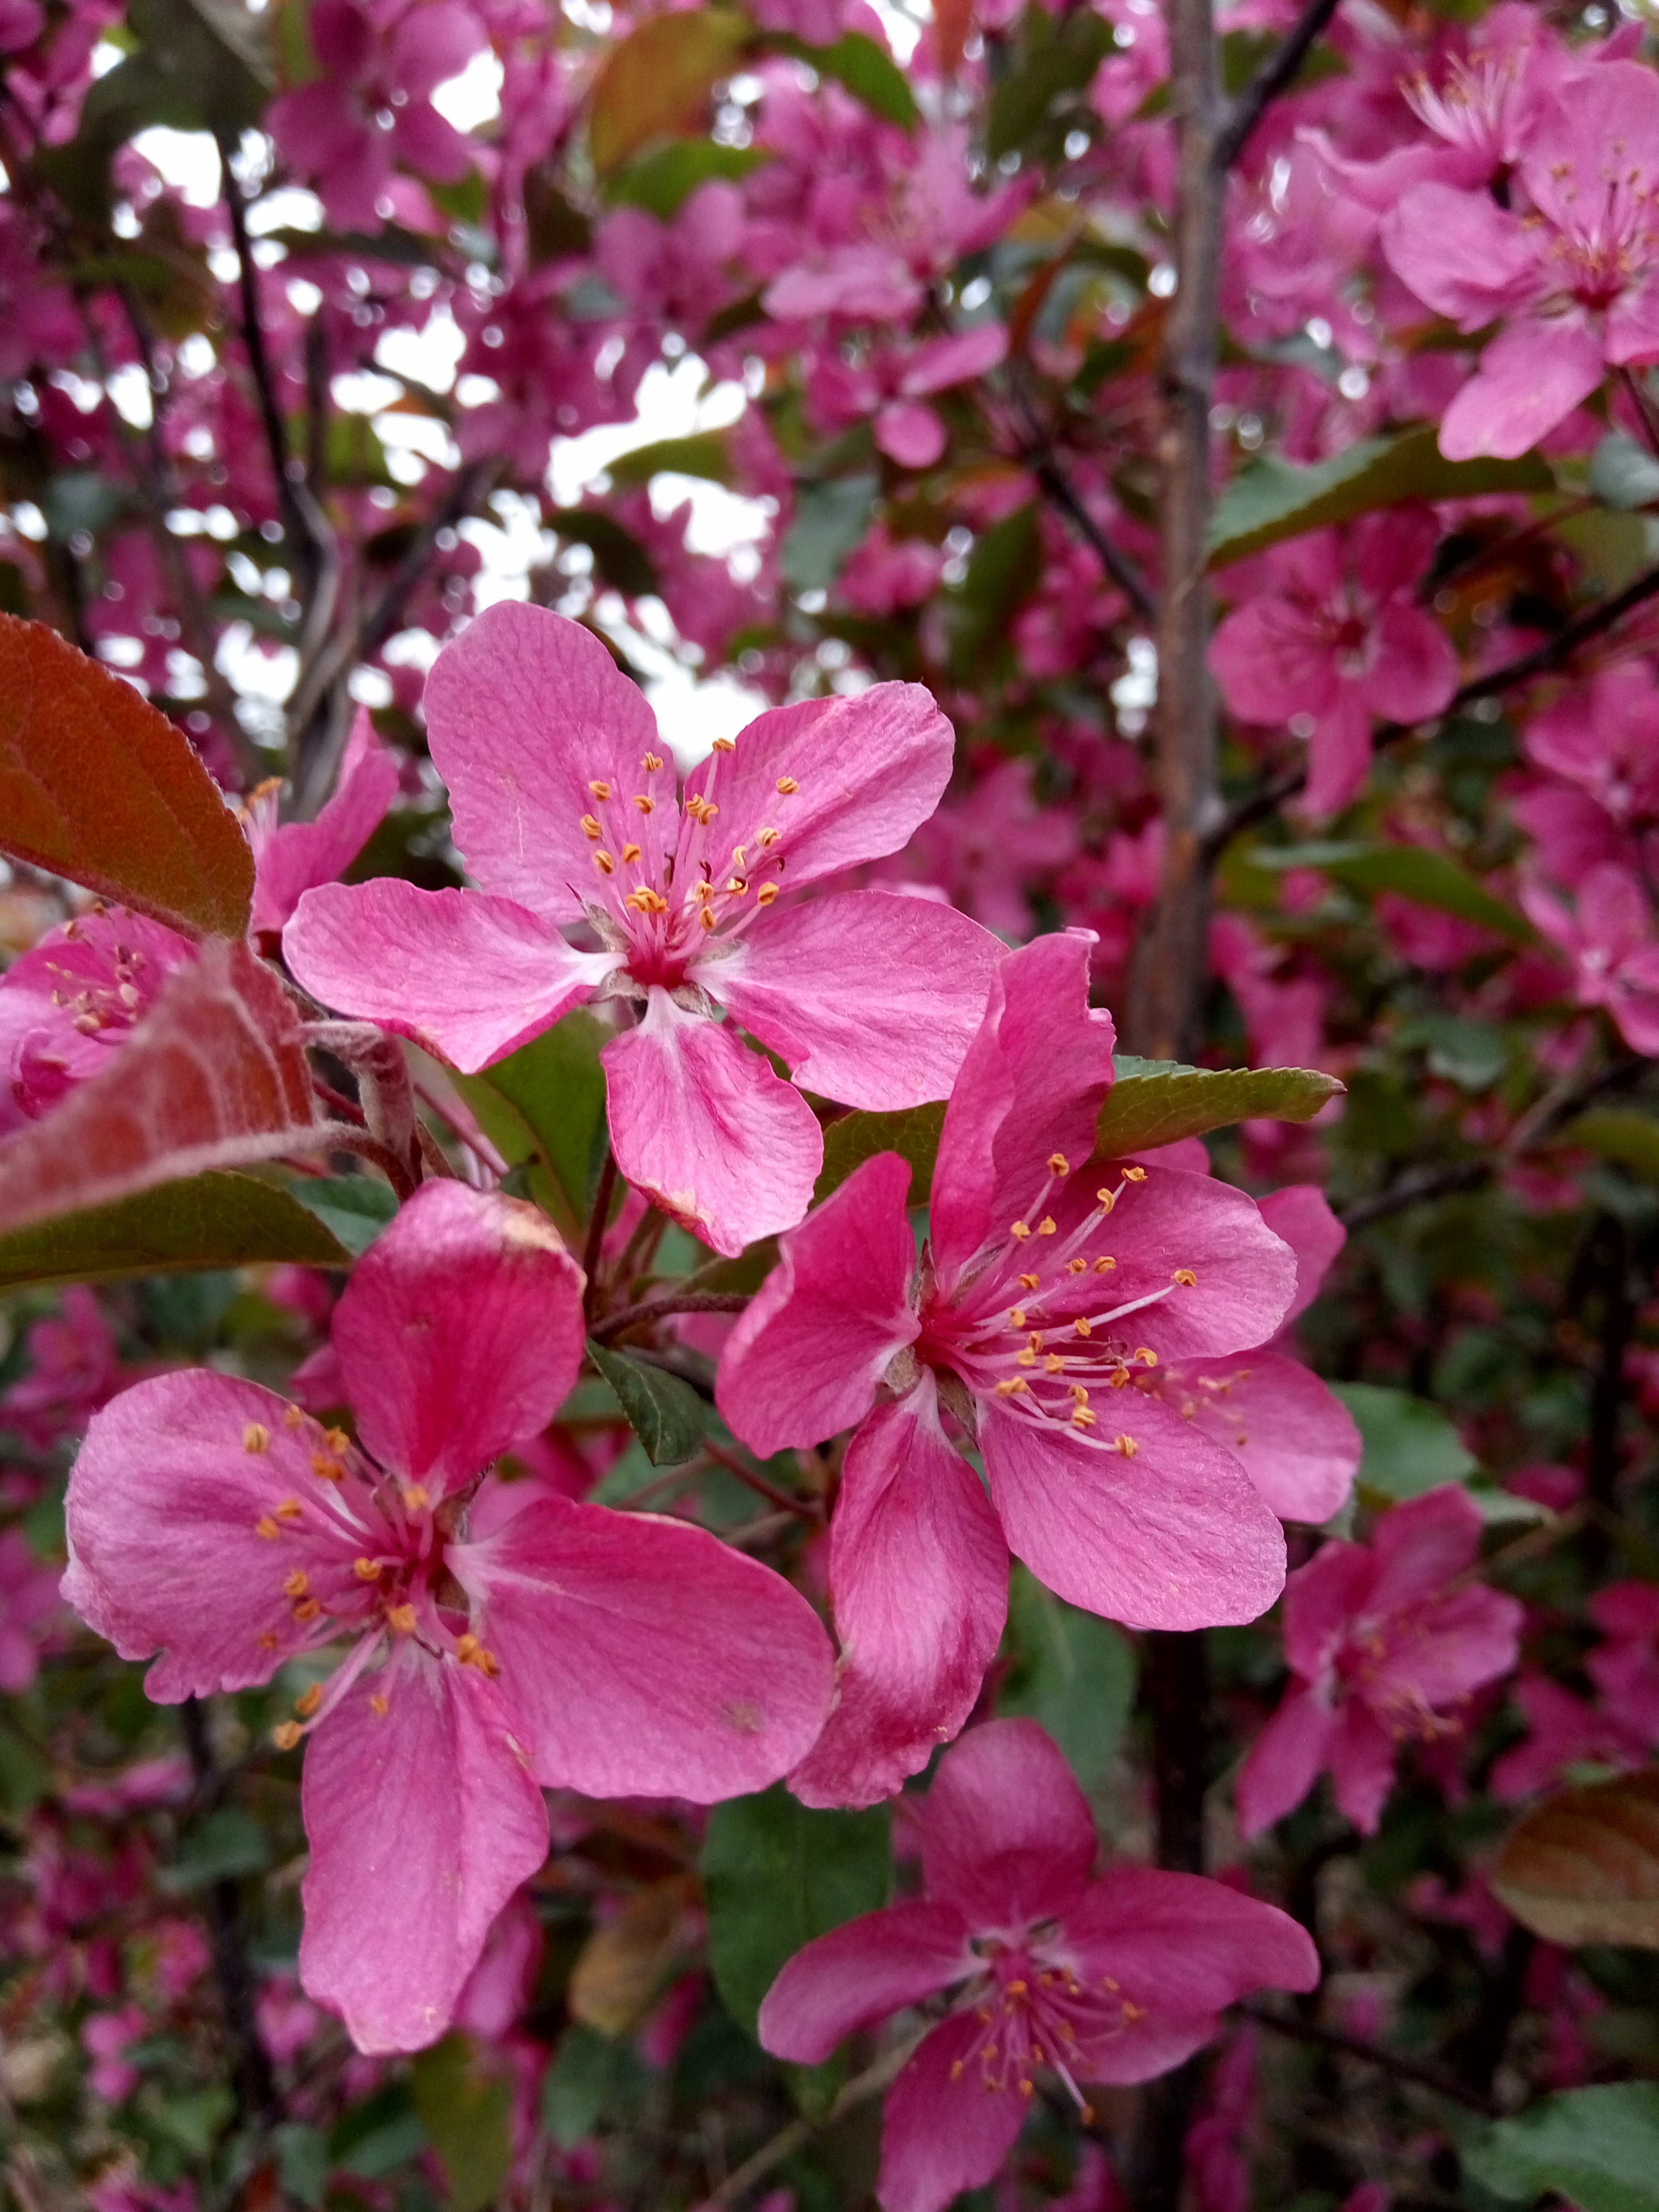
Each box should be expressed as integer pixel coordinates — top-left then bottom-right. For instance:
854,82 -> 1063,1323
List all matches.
709,2033 -> 925,2205
1242,2001 -> 1497,2115
1029,451 -> 1158,622
1214,0 -> 1344,173
589,1291 -> 753,1344
179,1699 -> 278,2129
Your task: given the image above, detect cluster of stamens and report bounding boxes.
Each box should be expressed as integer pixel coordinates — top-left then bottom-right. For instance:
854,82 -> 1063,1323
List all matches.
42,925 -> 154,1042
947,1941 -> 1148,2116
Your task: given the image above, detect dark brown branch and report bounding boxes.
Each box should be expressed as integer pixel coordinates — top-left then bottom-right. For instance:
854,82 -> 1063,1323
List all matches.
179,1698 -> 278,2128
1340,1160 -> 1492,1230
1214,0 -> 1345,172
582,1149 -> 620,1320
589,1290 -> 753,1344
1029,452 -> 1158,622
1242,2001 -> 1497,2115
703,1436 -> 822,1519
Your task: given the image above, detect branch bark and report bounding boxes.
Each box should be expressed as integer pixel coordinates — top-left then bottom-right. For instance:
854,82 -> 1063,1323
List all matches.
1214,0 -> 1344,172
179,1698 -> 278,2129
1242,2001 -> 1498,2116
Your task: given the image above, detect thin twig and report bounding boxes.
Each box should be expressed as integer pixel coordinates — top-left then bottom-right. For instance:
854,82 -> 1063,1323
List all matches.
1214,0 -> 1344,172
582,1149 -> 620,1319
1339,1161 -> 1491,1230
179,1699 -> 278,2128
589,1290 -> 752,1344
709,2033 -> 925,2205
1242,2002 -> 1497,2115
703,1436 -> 823,1519
1030,453 -> 1158,622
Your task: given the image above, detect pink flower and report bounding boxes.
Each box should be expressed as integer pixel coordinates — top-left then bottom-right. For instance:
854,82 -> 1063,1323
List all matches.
1523,663 -> 1659,837
1209,511 -> 1459,819
244,708 -> 401,942
1521,862 -> 1659,1055
82,2004 -> 148,2102
267,0 -> 485,231
1382,63 -> 1659,459
594,182 -> 748,326
0,910 -> 195,1136
1236,1486 -> 1523,1838
758,1720 -> 1319,2212
285,602 -> 1001,1255
806,325 -> 1009,471
1,1284 -> 122,1446
62,1180 -> 835,2052
0,1528 -> 67,1693
717,932 -> 1296,1807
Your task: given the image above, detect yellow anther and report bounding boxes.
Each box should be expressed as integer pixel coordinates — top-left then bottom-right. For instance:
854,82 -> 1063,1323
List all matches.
257,1631 -> 278,1650
1124,2000 -> 1147,2020
633,794 -> 654,815
581,813 -> 603,840
283,1570 -> 309,1599
1124,1166 -> 1147,1182
731,845 -> 747,867
643,751 -> 663,772
712,735 -> 736,752
1112,1434 -> 1139,1457
1067,1258 -> 1088,1274
456,1633 -> 500,1677
1011,1221 -> 1032,1240
1070,1382 -> 1090,1401
402,1485 -> 430,1511
1007,1979 -> 1027,1996
272,1722 -> 303,1751
1027,1331 -> 1044,1351
622,841 -> 642,864
1016,1348 -> 1038,1368
275,1498 -> 303,1521
1135,1347 -> 1158,1367
1037,1217 -> 1057,1236
292,1597 -> 321,1623
995,1377 -> 1029,1396
686,795 -> 719,825
757,825 -> 781,845
1172,1268 -> 1198,1287
1108,1365 -> 1131,1389
1080,2103 -> 1096,2125
1096,1187 -> 1116,1212
324,1428 -> 350,1454
593,850 -> 615,874
776,775 -> 799,794
1058,2020 -> 1075,2041
589,778 -> 612,800
1048,1153 -> 1071,1176
244,1422 -> 270,1454
756,882 -> 779,904
1045,1354 -> 1065,1373
1010,1309 -> 1027,1328
370,1693 -> 390,1718
284,1404 -> 305,1428
725,876 -> 748,895
256,1517 -> 281,1541
387,1604 -> 417,1634
311,1454 -> 345,1483
1094,1255 -> 1117,1271
1018,1272 -> 1040,1289
1075,1317 -> 1092,1338
354,1557 -> 381,1581
699,907 -> 718,929
976,2006 -> 994,2025
1073,1406 -> 1097,1429
295,1685 -> 323,1718
1019,2079 -> 1035,2099
950,2059 -> 965,2081
692,879 -> 714,902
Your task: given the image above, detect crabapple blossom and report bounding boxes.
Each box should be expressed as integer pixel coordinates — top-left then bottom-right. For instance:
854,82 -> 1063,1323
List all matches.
1521,862 -> 1659,1057
62,1180 -> 835,2051
286,601 -> 1002,1254
759,1720 -> 1319,2212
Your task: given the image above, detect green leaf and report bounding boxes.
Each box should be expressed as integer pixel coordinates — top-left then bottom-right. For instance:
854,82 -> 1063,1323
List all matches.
1208,426 -> 1553,569
1323,845 -> 1533,942
1327,1381 -> 1478,1503
816,1100 -> 946,1205
607,429 -> 735,490
1095,1060 -> 1342,1158
457,1011 -> 609,1241
947,502 -> 1043,678
986,7 -> 1112,157
286,1175 -> 399,1256
1394,1013 -> 1510,1092
0,614 -> 255,939
587,1341 -> 711,1465
801,30 -> 918,126
1565,1107 -> 1659,1185
541,2026 -> 625,2149
998,1564 -> 1135,1787
410,2034 -> 515,2212
608,138 -> 771,218
1588,432 -> 1659,513
588,10 -> 749,174
162,1807 -> 271,1892
273,2125 -> 330,2210
782,474 -> 879,593
330,2082 -> 428,2178
1465,2083 -> 1659,2212
0,1171 -> 349,1293
552,508 -> 660,597
701,1783 -> 891,2035
265,223 -> 442,266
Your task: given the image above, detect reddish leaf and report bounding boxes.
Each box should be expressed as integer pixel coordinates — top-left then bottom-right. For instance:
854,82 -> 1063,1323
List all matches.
0,941 -> 327,1237
588,12 -> 748,175
933,0 -> 972,79
1493,1769 -> 1659,1950
0,615 -> 254,940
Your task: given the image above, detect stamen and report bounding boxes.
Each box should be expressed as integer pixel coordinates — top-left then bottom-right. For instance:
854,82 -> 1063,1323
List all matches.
1124,1166 -> 1147,1182
589,779 -> 612,800
995,1377 -> 1028,1396
1011,1221 -> 1032,1240
632,794 -> 654,814
1094,1256 -> 1117,1271
401,1484 -> 430,1511
756,883 -> 779,904
1019,1272 -> 1040,1289
1037,1217 -> 1057,1236
1172,1268 -> 1197,1287
643,752 -> 664,772
284,1405 -> 305,1428
295,1685 -> 323,1717
622,842 -> 642,864
353,1558 -> 381,1581
283,1570 -> 309,1599
593,850 -> 615,874
256,1517 -> 280,1540
370,1692 -> 390,1718
272,1721 -> 302,1750
757,825 -> 781,845
387,1604 -> 417,1633
1048,1153 -> 1071,1176
276,1498 -> 303,1521
711,736 -> 736,752
776,775 -> 799,795
244,1423 -> 270,1453
580,813 -> 603,840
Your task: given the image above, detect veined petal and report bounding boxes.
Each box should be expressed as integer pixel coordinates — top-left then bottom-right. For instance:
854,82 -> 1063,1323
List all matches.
1235,1684 -> 1340,1838
603,990 -> 823,1257
1437,316 -> 1604,463
920,1718 -> 1096,1932
984,1393 -> 1285,1630
1077,1164 -> 1298,1362
790,1377 -> 1008,1810
423,602 -> 669,924
1160,1351 -> 1359,1525
757,1899 -> 975,2065
877,2013 -> 1030,2212
716,1151 -> 920,1460
249,708 -> 399,936
284,881 -> 611,1073
64,1373 -> 373,1703
332,1182 -> 586,1499
449,1495 -> 835,1800
1061,1869 -> 1319,2039
707,891 -> 1002,1111
298,1647 -> 549,2054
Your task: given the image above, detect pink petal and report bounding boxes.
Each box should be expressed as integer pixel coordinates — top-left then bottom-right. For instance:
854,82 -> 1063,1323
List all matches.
1258,1185 -> 1345,1326
1366,1484 -> 1484,1613
284,881 -> 611,1073
984,1393 -> 1286,1630
789,1377 -> 1008,1810
1364,604 -> 1460,729
1379,182 -> 1536,327
267,81 -> 361,171
1303,689 -> 1376,820
716,1151 -> 919,1460
900,324 -> 1009,397
920,1717 -> 1095,1931
875,399 -> 948,469
1438,316 -> 1605,462
1280,1538 -> 1375,1680
709,891 -> 1001,1111
332,1182 -> 586,1499
1210,597 -> 1342,729
931,933 -> 1117,1286
676,684 -> 956,898
63,1373 -> 370,1702
250,709 -> 400,935
757,1899 -> 975,2064
1062,1869 -> 1320,2035
1328,1703 -> 1399,1834
1163,1351 -> 1359,1525
1367,1585 -> 1522,1710
1234,1684 -> 1340,1837
422,602 -> 667,925
603,990 -> 824,1257
308,0 -> 373,77
449,1495 -> 835,1799
298,1647 -> 549,2054
389,1 -> 485,100
391,100 -> 475,183
877,2012 -> 1030,2212
1084,1164 -> 1298,1363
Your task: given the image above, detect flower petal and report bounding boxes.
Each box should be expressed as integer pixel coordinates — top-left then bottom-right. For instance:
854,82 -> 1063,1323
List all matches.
250,708 -> 399,936
757,1899 -> 975,2064
920,1717 -> 1096,1931
708,891 -> 1002,1111
1438,316 -> 1605,462
1161,1351 -> 1359,1524
450,1495 -> 835,1799
790,1376 -> 1008,1810
716,1151 -> 919,1460
984,1393 -> 1286,1630
877,2012 -> 1030,2212
1258,1185 -> 1345,1327
298,1647 -> 549,2054
1234,1684 -> 1340,1838
284,880 -> 610,1073
332,1182 -> 586,1498
603,989 -> 824,1257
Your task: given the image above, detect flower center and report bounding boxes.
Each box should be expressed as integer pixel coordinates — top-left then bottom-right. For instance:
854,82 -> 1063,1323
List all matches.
950,1942 -> 1149,2115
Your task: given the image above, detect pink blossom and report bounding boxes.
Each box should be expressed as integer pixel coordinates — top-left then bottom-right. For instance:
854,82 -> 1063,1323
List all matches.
758,1720 -> 1318,2212
286,603 -> 1001,1255
0,1528 -> 67,1692
837,523 -> 945,616
83,2005 -> 148,2102
267,0 -> 485,231
0,201 -> 81,379
806,326 -> 1008,470
244,708 -> 401,941
594,182 -> 748,326
1382,63 -> 1659,459
1491,1580 -> 1659,1799
1520,862 -> 1659,1056
1236,1486 -> 1523,1838
0,909 -> 195,1136
1,1285 -> 123,1447
63,1180 -> 835,2051
1209,511 -> 1459,818
1522,663 -> 1659,841
718,932 -> 1295,1807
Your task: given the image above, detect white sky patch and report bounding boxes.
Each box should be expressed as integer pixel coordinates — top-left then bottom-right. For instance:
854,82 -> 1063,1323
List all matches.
377,309 -> 465,393
130,127 -> 222,206
547,357 -> 748,507
430,48 -> 505,132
